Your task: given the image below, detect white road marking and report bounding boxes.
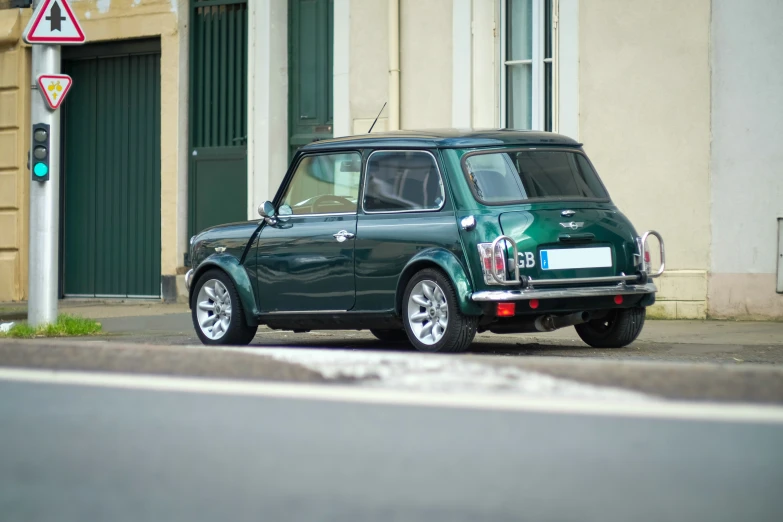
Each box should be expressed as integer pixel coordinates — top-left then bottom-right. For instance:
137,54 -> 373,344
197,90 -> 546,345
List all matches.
238,346 -> 652,402
1,367 -> 783,424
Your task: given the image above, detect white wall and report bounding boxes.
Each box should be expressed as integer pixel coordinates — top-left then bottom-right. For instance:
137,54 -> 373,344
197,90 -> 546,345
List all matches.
248,0 -> 288,213
556,0 -> 578,139
333,0 -> 352,137
708,0 -> 783,318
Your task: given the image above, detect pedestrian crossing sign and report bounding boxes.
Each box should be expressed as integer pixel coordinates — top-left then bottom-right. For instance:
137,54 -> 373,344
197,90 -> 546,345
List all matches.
24,0 -> 85,45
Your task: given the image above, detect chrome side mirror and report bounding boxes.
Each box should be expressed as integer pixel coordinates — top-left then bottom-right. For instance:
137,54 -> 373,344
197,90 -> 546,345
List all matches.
258,201 -> 277,225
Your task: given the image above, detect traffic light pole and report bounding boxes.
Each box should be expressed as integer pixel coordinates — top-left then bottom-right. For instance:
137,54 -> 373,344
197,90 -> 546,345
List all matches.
27,13 -> 61,326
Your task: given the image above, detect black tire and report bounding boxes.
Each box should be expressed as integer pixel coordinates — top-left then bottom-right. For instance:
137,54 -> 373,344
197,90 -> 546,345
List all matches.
369,329 -> 410,344
191,268 -> 258,346
574,307 -> 646,348
402,268 -> 478,353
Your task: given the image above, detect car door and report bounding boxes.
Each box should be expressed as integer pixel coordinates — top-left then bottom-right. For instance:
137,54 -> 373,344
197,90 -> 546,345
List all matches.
354,149 -> 464,311
255,151 -> 362,312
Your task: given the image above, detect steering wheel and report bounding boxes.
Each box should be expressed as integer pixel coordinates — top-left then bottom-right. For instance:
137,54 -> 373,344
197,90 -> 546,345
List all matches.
310,194 -> 355,213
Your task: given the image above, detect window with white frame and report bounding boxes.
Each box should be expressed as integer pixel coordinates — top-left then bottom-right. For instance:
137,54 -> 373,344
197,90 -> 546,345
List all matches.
501,0 -> 554,131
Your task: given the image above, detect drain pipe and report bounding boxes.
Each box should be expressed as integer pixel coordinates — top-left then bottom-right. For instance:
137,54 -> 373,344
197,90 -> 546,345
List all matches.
388,0 -> 400,130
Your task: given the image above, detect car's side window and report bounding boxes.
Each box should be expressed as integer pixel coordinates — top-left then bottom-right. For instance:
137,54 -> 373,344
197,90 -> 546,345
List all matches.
363,150 -> 444,213
280,152 -> 362,215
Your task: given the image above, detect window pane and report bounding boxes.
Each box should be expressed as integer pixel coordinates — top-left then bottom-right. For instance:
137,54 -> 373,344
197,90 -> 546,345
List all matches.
506,64 -> 532,129
545,62 -> 552,131
507,0 -> 532,61
281,152 -> 361,215
363,151 -> 444,212
544,0 -> 552,59
464,153 -> 527,203
463,150 -> 609,203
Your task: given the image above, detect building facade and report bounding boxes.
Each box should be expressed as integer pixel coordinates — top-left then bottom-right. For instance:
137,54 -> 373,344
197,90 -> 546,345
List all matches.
0,0 -> 780,319
0,0 -> 187,302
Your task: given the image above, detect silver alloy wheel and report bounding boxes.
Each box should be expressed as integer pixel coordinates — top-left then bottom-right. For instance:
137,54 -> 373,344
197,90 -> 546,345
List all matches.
195,279 -> 232,340
406,279 -> 449,345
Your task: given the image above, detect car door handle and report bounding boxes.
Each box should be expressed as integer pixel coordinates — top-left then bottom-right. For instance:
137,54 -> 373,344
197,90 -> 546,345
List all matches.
333,230 -> 355,242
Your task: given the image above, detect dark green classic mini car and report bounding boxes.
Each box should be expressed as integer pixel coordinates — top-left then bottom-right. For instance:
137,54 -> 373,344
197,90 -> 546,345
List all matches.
185,129 -> 665,352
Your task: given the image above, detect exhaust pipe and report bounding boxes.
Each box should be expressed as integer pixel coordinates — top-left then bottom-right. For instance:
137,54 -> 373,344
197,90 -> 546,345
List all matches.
535,312 -> 591,332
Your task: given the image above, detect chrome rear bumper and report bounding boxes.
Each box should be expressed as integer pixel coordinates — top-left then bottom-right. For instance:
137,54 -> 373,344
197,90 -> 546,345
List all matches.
471,282 -> 657,302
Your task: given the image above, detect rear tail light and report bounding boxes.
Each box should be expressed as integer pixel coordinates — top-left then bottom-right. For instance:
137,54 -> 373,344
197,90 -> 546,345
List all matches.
636,237 -> 653,273
496,303 -> 515,316
478,242 -> 508,284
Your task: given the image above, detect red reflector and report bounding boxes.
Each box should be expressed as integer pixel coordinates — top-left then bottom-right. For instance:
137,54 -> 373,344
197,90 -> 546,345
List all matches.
497,303 -> 515,317
529,299 -> 539,309
644,251 -> 651,263
614,295 -> 624,305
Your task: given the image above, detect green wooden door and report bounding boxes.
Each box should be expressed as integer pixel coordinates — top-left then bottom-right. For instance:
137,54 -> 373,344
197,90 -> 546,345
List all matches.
61,40 -> 162,297
189,0 -> 249,237
289,0 -> 334,159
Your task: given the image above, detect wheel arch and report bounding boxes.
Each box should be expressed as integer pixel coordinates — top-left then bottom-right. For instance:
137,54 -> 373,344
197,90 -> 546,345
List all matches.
189,254 -> 260,326
395,248 -> 482,316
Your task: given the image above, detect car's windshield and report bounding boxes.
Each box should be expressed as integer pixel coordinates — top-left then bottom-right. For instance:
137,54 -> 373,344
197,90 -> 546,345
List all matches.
462,149 -> 609,204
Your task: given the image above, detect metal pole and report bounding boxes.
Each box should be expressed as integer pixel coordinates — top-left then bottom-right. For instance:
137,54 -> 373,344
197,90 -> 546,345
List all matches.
27,0 -> 61,326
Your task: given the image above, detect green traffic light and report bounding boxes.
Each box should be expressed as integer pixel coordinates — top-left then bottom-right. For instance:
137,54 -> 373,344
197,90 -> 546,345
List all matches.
33,162 -> 48,177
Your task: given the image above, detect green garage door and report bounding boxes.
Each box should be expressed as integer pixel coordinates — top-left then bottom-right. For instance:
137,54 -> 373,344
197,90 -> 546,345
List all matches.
189,0 -> 249,237
61,39 -> 162,298
289,0 -> 334,159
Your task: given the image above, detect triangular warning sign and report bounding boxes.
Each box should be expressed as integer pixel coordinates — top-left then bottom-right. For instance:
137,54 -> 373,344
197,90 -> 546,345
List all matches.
37,74 -> 73,110
24,0 -> 85,45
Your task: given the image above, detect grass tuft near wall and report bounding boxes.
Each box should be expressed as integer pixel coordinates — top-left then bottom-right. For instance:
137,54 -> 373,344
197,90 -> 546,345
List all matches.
0,314 -> 102,339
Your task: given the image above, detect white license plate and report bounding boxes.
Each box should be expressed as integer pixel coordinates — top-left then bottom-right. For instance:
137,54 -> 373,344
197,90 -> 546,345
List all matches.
540,247 -> 612,270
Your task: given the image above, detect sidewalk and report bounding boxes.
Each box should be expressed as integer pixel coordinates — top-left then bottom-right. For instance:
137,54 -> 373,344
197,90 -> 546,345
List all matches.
0,300 -> 188,322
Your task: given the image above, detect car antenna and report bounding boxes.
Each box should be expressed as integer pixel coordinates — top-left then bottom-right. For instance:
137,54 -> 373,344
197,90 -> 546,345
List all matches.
367,102 -> 387,133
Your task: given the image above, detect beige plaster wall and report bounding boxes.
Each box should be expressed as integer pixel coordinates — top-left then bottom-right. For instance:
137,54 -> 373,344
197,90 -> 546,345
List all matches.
349,0 -> 389,134
0,1 -> 185,302
579,0 -> 711,318
0,9 -> 30,302
399,0 -> 452,129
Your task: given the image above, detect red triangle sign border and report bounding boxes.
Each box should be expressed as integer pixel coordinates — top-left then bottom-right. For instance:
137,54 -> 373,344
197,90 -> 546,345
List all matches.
25,0 -> 85,44
37,74 -> 73,110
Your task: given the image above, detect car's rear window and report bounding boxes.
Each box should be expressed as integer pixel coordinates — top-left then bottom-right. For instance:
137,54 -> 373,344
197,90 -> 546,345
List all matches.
462,149 -> 609,204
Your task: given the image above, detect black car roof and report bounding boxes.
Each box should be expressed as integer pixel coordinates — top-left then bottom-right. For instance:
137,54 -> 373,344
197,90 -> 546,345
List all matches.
299,128 -> 582,152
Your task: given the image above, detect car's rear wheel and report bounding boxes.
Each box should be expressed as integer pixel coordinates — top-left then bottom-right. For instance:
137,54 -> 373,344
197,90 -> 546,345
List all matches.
369,329 -> 410,344
402,268 -> 477,353
191,269 -> 258,345
574,307 -> 645,348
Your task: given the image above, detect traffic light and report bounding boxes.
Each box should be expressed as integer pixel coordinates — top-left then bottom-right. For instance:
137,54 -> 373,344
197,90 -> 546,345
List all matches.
31,123 -> 50,182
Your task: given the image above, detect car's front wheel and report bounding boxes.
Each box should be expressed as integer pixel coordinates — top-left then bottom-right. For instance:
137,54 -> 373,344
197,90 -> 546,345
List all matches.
574,307 -> 645,348
191,269 -> 258,345
402,268 -> 477,353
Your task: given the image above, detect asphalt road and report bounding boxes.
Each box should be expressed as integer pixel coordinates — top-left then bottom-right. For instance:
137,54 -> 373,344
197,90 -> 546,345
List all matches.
1,374 -> 782,522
